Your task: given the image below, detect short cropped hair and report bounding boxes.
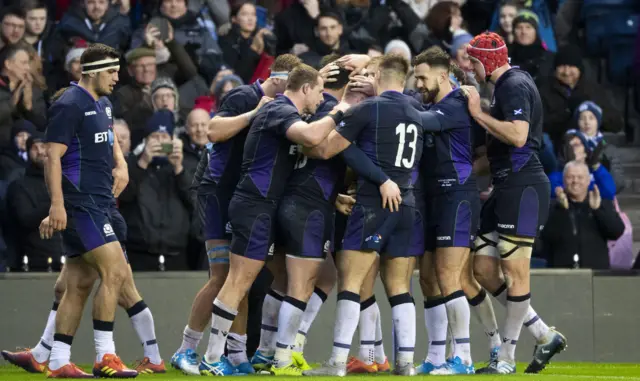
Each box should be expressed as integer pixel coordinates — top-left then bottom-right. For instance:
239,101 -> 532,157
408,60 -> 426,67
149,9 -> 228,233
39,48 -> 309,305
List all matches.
271,54 -> 302,73
286,64 -> 321,91
80,43 -> 120,69
412,46 -> 451,70
378,53 -> 409,82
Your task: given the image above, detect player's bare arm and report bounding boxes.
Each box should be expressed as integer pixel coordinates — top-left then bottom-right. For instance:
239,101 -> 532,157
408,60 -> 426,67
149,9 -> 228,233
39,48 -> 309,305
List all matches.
462,85 -> 529,148
302,129 -> 351,159
207,96 -> 273,143
286,103 -> 351,147
111,134 -> 129,198
44,142 -> 68,232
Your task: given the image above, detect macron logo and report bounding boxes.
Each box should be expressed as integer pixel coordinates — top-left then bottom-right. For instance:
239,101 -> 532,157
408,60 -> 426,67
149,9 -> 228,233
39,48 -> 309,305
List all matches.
513,109 -> 523,116
436,109 -> 444,116
85,111 -> 97,116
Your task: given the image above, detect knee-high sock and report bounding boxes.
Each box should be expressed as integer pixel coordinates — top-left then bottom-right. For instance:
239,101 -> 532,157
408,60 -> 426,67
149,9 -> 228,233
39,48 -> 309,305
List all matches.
493,284 -> 550,342
329,291 -> 360,365
357,296 -> 377,364
468,289 -> 502,349
93,320 -> 116,363
389,293 -> 416,366
127,301 -> 162,364
274,296 -> 307,367
226,333 -> 248,366
32,301 -> 59,363
294,287 -> 327,352
204,299 -> 238,364
498,293 -> 531,363
257,289 -> 283,356
49,334 -> 72,371
374,303 -> 386,364
178,325 -> 204,353
423,298 -> 447,366
443,291 -> 472,365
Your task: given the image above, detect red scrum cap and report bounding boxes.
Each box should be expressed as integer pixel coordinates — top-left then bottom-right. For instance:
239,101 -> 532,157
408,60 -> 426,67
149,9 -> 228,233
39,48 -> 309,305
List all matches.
466,32 -> 509,79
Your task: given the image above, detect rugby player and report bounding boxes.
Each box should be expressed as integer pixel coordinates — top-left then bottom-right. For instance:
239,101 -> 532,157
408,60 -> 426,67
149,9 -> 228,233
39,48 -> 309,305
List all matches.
302,54 -> 423,376
171,54 -> 301,375
198,64 -> 350,376
41,44 -> 137,378
412,46 -> 479,375
463,32 -> 566,374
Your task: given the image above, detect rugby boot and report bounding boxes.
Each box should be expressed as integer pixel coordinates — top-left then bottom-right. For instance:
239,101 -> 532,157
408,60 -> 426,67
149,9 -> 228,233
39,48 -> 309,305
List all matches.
47,363 -> 94,378
93,354 -> 138,378
525,327 -> 567,373
2,348 -> 47,373
133,357 -> 166,374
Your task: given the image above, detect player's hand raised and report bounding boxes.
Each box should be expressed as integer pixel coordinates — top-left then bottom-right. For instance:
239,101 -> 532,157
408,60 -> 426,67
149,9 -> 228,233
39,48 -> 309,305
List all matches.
347,75 -> 376,97
555,186 -> 569,210
380,179 -> 402,212
319,63 -> 340,83
49,202 -> 67,232
112,164 -> 129,198
336,54 -> 371,72
39,216 -> 55,240
335,193 -> 356,215
460,85 -> 482,117
589,184 -> 601,210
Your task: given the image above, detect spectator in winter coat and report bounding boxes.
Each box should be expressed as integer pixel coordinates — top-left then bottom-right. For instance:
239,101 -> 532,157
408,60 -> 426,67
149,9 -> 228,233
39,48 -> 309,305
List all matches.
540,161 -> 624,269
5,133 -> 63,270
300,11 -> 353,68
548,131 -> 617,201
0,44 -> 46,146
114,119 -> 131,156
495,0 -> 521,44
566,101 -> 625,194
538,45 -> 623,148
219,1 -> 273,83
22,0 -> 52,61
47,45 -> 84,97
0,119 -> 34,181
508,10 -> 553,82
119,110 -> 192,271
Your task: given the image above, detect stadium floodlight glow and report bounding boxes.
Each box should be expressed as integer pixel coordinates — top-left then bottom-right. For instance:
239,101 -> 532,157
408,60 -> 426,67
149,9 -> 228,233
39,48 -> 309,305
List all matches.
23,255 -> 28,265
47,257 -> 52,265
60,255 -> 66,265
159,255 -> 165,264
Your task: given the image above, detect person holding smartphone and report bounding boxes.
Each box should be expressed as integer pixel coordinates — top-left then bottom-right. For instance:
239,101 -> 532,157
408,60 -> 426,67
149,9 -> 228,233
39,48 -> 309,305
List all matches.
118,109 -> 193,271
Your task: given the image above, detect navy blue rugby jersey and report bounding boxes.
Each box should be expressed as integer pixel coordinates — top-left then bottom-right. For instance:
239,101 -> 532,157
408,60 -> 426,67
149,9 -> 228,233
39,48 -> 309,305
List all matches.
199,81 -> 264,191
487,68 -> 547,186
285,92 -> 345,204
235,95 -> 303,201
45,83 -> 115,202
419,88 -> 478,195
336,91 -> 424,207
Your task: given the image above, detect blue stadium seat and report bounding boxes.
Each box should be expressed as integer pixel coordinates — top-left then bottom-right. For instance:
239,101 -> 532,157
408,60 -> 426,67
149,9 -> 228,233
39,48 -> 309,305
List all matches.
584,12 -> 638,57
608,37 -> 636,85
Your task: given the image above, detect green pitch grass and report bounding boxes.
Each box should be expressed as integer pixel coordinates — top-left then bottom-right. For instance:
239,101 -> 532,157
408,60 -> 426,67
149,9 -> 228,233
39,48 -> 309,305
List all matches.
2,363 -> 640,380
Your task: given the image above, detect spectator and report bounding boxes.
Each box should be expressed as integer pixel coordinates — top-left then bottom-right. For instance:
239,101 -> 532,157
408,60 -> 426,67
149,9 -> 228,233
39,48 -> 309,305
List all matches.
0,119 -> 34,181
113,48 -> 157,147
114,119 -> 131,156
52,0 -> 131,64
192,68 -> 242,113
219,1 -> 272,83
539,45 -> 624,147
119,110 -> 192,271
540,161 -> 625,269
300,11 -> 352,68
0,7 -> 26,49
181,108 -> 209,182
274,0 -> 320,56
425,1 -> 463,51
548,131 -> 617,201
384,39 -> 412,62
48,45 -> 84,94
0,44 -> 46,146
131,0 -> 224,84
508,10 -> 553,82
151,76 -> 181,120
5,132 -> 63,271
21,0 -> 51,60
495,0 -> 521,44
566,101 -> 625,194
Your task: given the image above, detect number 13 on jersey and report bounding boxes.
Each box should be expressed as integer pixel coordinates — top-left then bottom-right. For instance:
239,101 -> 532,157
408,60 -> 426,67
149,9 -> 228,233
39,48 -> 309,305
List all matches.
395,123 -> 418,169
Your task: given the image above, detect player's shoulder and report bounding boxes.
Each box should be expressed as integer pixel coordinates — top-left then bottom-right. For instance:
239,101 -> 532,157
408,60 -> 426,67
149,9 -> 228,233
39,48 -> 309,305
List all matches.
219,83 -> 261,108
497,68 -> 536,92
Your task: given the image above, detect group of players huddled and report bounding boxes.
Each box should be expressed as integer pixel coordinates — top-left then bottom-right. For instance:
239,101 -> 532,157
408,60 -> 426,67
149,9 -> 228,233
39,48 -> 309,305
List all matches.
2,31 -> 568,378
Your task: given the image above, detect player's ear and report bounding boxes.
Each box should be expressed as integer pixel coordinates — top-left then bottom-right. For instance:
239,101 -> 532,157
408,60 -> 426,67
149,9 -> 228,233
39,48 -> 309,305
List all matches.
301,83 -> 310,95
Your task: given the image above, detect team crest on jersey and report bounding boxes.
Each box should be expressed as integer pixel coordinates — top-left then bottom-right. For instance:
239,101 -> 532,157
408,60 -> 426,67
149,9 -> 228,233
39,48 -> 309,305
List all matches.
106,107 -> 112,119
103,223 -> 115,236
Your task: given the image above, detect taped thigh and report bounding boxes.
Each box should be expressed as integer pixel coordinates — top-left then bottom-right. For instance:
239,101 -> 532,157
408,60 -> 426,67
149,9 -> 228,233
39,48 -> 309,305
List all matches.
473,231 -> 499,258
206,243 -> 230,264
496,234 -> 534,260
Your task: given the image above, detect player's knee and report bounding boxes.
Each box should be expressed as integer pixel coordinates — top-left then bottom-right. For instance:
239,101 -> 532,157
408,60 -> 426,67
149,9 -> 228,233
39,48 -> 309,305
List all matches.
496,234 -> 534,261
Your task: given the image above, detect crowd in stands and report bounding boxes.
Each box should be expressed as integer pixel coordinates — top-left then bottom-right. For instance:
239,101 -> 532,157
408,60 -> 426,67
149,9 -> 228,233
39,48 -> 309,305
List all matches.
0,0 -> 638,272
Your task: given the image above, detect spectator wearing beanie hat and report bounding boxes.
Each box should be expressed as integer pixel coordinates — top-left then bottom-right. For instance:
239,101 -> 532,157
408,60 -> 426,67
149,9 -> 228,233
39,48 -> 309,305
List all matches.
508,10 -> 553,82
450,30 -> 473,70
539,45 -> 623,148
64,47 -> 85,82
565,101 -> 625,193
0,119 -> 36,181
385,39 -> 412,62
118,109 -> 192,271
